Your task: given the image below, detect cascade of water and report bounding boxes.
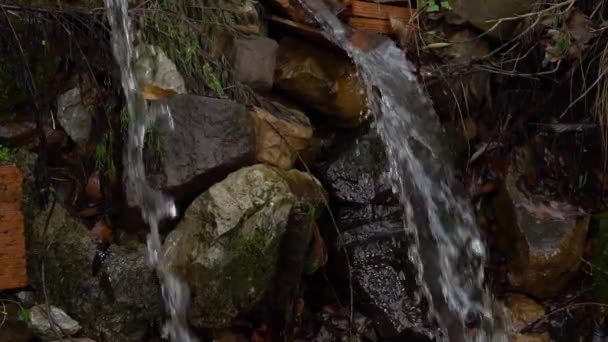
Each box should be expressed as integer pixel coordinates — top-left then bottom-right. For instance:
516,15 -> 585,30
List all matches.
103,1 -> 197,341
297,0 -> 508,340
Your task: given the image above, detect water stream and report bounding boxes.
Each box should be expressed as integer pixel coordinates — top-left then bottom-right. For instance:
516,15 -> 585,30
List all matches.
297,0 -> 508,341
104,1 -> 197,341
105,0 -> 508,339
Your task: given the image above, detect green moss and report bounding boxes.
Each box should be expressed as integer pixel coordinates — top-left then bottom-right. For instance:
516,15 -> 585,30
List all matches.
137,0 -> 258,102
0,144 -> 17,164
95,131 -> 116,180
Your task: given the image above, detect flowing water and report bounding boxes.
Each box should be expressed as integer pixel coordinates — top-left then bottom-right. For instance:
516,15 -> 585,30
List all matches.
104,1 -> 198,341
105,0 -> 507,339
297,0 -> 509,341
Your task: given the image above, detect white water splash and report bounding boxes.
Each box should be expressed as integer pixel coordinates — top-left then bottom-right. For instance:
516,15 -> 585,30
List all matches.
297,0 -> 509,340
103,1 -> 198,341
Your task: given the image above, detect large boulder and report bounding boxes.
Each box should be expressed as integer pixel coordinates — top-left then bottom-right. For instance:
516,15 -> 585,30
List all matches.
274,37 -> 366,127
319,133 -> 434,340
491,146 -> 589,298
27,204 -> 163,341
163,164 -> 326,327
143,94 -> 257,206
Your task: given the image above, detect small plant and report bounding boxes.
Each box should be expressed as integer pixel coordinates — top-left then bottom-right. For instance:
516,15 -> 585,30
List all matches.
0,144 -> 16,164
0,298 -> 30,329
95,131 -> 116,180
422,0 -> 452,12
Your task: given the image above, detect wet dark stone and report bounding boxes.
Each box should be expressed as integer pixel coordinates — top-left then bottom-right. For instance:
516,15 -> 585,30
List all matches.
0,121 -> 36,146
144,94 -> 256,206
323,135 -> 393,204
319,133 -> 435,340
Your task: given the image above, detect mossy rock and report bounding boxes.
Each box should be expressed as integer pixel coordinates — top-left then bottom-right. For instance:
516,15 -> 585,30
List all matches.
163,164 -> 326,327
26,203 -> 163,340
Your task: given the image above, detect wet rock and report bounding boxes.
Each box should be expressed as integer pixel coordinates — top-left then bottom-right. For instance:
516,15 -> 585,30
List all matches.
142,94 -> 256,206
274,37 -> 366,126
29,304 -> 82,340
323,135 -> 392,204
135,44 -> 186,100
163,164 -> 325,327
0,121 -> 36,146
319,133 -> 434,339
267,0 -> 319,26
27,204 -> 163,341
491,147 -> 590,298
57,88 -> 92,147
450,0 -> 536,40
233,37 -> 279,92
504,294 -> 550,342
0,120 -> 67,150
15,290 -> 35,307
251,103 -> 312,169
295,308 -> 377,342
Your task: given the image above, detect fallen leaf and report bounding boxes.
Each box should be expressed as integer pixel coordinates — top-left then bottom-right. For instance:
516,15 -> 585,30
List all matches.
142,84 -> 178,101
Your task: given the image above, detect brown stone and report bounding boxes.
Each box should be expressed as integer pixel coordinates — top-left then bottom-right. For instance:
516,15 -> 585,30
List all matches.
504,294 -> 550,342
251,104 -> 312,170
274,37 -> 366,126
0,164 -> 27,290
491,146 -> 589,298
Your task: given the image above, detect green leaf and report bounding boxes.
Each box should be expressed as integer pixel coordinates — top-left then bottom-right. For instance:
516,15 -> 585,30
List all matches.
19,308 -> 30,322
440,0 -> 452,10
426,1 -> 440,12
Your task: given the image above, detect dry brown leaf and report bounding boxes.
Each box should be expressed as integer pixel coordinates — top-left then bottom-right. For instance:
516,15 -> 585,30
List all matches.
142,84 -> 178,101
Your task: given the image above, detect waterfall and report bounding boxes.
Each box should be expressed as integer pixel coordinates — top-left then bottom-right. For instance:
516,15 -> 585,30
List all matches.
296,0 -> 508,340
103,1 -> 197,341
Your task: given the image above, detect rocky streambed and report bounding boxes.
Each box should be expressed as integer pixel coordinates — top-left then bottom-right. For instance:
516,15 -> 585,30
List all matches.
1,0 -> 607,341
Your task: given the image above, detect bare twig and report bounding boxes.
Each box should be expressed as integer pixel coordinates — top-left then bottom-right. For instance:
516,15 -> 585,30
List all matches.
521,302 -> 608,333
41,263 -> 65,342
560,67 -> 608,118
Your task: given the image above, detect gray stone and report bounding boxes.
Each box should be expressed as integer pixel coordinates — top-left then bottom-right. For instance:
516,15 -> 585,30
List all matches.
15,290 -> 35,307
29,305 -> 81,340
57,88 -> 92,146
233,37 -> 279,91
164,164 -> 325,327
143,94 -> 256,205
27,204 -> 163,341
135,44 -> 186,96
